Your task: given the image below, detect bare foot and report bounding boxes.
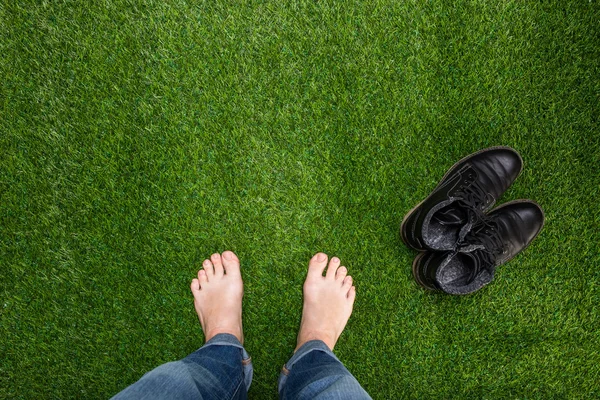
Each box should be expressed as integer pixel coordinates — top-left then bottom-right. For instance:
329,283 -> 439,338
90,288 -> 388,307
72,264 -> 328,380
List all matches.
190,251 -> 244,344
296,253 -> 356,351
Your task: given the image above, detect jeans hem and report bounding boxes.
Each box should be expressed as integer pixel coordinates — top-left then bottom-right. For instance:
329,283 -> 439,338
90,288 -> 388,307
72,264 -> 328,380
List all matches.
286,340 -> 339,369
278,340 -> 339,393
201,333 -> 253,392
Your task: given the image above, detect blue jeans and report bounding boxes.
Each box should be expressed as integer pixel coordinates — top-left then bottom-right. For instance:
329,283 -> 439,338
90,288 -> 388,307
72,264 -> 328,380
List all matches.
113,333 -> 371,399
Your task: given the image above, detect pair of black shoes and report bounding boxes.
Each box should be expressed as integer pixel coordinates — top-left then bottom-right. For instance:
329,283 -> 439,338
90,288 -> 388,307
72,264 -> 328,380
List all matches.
401,147 -> 545,295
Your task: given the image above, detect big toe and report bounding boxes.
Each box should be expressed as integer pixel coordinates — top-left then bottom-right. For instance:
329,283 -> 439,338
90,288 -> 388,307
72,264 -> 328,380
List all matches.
222,250 -> 241,277
308,252 -> 328,278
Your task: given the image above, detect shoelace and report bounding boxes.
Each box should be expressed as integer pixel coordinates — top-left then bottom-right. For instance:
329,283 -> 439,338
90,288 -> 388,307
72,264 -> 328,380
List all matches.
453,178 -> 491,227
461,218 -> 505,283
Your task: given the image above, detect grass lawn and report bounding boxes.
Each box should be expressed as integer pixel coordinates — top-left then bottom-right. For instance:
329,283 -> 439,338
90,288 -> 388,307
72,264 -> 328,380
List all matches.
1,0 -> 599,398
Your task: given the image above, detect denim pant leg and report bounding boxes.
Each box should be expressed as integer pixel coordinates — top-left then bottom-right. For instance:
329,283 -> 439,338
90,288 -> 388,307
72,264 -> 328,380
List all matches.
278,340 -> 371,400
112,333 -> 252,400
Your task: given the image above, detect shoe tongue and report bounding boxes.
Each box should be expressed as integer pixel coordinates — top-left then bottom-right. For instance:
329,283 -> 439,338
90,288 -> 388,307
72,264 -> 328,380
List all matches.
460,247 -> 496,283
461,250 -> 487,284
471,250 -> 487,268
433,205 -> 468,226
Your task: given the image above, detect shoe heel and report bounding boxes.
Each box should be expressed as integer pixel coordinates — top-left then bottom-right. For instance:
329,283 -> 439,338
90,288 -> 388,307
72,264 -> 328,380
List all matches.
401,203 -> 424,250
412,252 -> 437,290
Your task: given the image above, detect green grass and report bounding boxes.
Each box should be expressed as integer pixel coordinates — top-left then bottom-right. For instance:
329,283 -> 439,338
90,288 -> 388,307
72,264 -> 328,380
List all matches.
1,0 -> 599,398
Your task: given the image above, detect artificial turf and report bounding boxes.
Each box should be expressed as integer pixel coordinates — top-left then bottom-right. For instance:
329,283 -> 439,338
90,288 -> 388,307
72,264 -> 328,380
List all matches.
1,0 -> 599,398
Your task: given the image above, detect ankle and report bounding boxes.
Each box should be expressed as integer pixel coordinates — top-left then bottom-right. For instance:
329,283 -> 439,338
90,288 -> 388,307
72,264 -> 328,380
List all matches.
296,330 -> 336,352
205,328 -> 243,344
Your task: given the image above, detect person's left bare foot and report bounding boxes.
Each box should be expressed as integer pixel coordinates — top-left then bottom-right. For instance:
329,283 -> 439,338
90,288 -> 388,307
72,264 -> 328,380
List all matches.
296,253 -> 356,351
190,251 -> 244,344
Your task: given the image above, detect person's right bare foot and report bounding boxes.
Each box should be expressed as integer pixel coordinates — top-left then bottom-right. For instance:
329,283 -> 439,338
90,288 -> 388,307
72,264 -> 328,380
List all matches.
296,253 -> 356,351
190,251 -> 244,344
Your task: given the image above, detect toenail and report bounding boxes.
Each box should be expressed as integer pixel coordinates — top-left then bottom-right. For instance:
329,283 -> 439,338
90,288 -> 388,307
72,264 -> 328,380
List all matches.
332,257 -> 340,263
203,260 -> 210,266
317,253 -> 326,262
223,251 -> 232,260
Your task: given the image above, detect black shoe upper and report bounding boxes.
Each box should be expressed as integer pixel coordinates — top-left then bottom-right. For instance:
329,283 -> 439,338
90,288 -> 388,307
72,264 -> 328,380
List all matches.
459,200 -> 545,268
413,200 -> 545,295
402,147 -> 523,251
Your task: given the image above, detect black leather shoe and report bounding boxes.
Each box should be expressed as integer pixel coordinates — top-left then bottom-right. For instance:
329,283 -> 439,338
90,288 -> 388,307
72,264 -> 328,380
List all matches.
401,147 -> 523,251
412,200 -> 545,295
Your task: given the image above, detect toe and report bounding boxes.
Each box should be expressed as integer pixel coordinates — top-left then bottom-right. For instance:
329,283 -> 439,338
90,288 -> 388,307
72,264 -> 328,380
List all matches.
202,259 -> 214,277
221,250 -> 241,277
342,275 -> 353,290
347,286 -> 356,301
190,278 -> 200,293
198,269 -> 208,285
308,252 -> 328,278
326,257 -> 341,279
211,253 -> 224,276
335,266 -> 348,282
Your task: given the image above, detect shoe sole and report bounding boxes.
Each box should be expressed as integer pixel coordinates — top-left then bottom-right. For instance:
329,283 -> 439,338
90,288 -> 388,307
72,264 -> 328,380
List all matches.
400,146 -> 524,250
